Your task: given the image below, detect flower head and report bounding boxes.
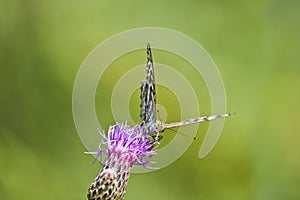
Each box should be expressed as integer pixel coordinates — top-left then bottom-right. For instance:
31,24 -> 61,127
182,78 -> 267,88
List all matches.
86,123 -> 158,200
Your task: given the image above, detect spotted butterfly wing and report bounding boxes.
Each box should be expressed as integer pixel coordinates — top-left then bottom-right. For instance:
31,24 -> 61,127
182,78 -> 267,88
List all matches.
140,43 -> 157,134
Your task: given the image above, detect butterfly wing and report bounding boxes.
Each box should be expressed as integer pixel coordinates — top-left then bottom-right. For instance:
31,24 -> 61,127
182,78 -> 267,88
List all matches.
163,113 -> 235,129
140,44 -> 157,128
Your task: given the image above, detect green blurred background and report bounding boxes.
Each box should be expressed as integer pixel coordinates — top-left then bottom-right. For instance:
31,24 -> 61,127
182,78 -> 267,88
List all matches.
1,0 -> 300,199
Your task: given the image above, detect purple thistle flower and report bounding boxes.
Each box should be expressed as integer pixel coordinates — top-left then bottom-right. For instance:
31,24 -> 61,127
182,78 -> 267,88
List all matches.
86,123 -> 158,200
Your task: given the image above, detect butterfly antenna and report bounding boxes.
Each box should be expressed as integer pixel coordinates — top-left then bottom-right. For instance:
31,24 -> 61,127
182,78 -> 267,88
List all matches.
157,109 -> 197,140
168,128 -> 197,140
157,109 -> 162,121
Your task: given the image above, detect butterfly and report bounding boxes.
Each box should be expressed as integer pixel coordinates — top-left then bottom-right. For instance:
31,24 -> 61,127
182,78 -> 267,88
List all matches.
139,43 -> 233,142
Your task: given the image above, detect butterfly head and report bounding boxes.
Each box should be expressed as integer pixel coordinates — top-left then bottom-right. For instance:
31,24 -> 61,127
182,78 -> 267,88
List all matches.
154,120 -> 165,133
